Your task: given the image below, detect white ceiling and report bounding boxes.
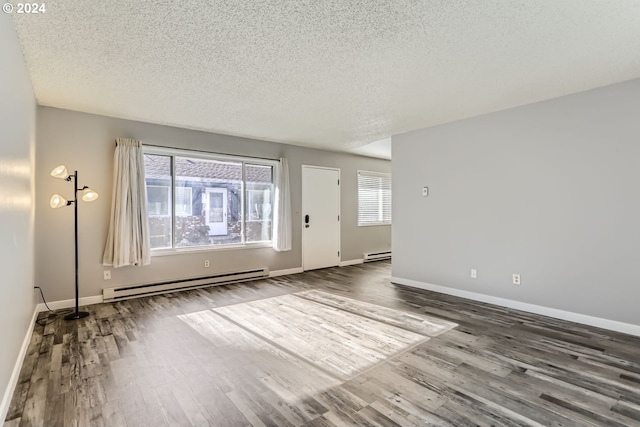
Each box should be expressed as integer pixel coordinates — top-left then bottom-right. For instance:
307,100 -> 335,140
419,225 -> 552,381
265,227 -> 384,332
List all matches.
12,1 -> 640,159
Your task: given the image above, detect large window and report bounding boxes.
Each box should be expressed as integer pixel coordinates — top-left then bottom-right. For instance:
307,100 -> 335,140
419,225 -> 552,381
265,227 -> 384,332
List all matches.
144,149 -> 275,251
357,170 -> 391,226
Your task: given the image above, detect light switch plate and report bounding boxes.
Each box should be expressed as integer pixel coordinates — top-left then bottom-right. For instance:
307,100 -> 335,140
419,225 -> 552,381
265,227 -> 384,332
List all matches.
422,187 -> 429,197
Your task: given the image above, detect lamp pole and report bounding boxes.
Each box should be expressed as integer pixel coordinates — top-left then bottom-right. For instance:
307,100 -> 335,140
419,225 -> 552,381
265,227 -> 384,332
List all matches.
64,170 -> 90,321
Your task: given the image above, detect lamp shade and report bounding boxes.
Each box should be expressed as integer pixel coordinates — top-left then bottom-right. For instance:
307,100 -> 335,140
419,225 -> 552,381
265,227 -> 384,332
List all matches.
81,187 -> 99,202
50,194 -> 68,208
50,165 -> 69,179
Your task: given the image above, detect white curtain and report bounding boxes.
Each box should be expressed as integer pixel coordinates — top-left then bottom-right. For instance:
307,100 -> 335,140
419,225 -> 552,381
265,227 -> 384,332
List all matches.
103,138 -> 151,267
272,158 -> 292,251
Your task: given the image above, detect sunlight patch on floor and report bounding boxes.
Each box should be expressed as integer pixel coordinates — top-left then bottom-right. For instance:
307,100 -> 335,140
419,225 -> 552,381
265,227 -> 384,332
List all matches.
180,291 -> 456,382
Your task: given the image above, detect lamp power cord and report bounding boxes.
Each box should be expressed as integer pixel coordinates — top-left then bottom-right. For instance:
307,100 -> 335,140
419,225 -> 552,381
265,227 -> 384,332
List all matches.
34,286 -> 72,326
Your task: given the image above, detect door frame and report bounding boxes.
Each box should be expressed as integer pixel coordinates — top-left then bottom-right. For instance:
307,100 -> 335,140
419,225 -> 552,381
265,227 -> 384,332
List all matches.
301,165 -> 341,271
205,187 -> 228,235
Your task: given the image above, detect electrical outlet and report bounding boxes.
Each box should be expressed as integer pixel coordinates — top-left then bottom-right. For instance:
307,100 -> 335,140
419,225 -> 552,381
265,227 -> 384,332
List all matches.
204,260 -> 210,268
470,269 -> 477,279
512,274 -> 521,285
104,270 -> 111,280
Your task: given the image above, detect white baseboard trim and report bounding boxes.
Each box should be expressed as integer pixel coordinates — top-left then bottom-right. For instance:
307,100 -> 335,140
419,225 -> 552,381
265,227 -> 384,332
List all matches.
269,267 -> 304,278
1,305 -> 39,423
391,276 -> 640,337
339,259 -> 364,267
36,295 -> 104,313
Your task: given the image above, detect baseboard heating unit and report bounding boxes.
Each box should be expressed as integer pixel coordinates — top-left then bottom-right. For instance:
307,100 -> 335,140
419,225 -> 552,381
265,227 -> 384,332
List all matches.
363,251 -> 392,262
103,267 -> 269,302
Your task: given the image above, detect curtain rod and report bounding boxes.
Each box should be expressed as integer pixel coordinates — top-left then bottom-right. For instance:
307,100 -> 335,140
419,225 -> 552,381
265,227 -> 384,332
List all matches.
115,142 -> 281,162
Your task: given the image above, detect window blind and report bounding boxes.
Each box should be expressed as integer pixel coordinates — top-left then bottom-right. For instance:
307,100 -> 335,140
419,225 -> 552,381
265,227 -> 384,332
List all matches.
357,171 -> 391,226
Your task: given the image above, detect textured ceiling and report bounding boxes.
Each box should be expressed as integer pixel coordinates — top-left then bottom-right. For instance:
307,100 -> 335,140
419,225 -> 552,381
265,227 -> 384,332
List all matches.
12,1 -> 640,159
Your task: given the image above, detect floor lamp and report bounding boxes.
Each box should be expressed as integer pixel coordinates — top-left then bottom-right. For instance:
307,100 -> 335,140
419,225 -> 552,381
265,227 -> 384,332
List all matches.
50,165 -> 99,321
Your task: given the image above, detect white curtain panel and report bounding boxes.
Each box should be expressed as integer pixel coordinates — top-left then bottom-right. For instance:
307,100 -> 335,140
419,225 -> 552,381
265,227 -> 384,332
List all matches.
103,138 -> 151,267
272,157 -> 292,251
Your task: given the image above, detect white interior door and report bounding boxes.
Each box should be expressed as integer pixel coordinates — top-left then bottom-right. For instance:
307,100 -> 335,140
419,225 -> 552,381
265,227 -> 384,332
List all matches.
302,166 -> 340,270
206,188 -> 228,235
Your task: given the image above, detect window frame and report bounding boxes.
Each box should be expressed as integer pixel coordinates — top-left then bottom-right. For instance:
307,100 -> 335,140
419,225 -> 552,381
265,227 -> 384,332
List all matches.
143,146 -> 278,255
357,170 -> 392,227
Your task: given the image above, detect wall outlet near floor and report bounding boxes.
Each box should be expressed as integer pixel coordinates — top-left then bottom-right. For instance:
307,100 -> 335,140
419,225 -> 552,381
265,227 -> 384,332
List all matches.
104,270 -> 111,280
204,259 -> 210,268
512,274 -> 521,285
470,269 -> 477,279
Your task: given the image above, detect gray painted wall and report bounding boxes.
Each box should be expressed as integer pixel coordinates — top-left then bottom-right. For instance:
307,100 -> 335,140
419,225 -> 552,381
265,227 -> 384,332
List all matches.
36,107 -> 391,302
393,79 -> 640,326
0,15 -> 36,417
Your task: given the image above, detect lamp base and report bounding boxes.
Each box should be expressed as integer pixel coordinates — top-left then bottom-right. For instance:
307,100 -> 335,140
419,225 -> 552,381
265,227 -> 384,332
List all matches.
64,311 -> 90,321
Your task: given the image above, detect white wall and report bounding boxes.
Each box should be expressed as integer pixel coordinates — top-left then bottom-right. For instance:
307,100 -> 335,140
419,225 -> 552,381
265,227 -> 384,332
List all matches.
393,79 -> 640,329
35,107 -> 391,302
0,15 -> 37,420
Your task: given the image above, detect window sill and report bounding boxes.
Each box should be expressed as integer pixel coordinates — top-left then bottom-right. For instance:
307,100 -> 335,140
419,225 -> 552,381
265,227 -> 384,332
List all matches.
357,223 -> 392,227
151,241 -> 273,257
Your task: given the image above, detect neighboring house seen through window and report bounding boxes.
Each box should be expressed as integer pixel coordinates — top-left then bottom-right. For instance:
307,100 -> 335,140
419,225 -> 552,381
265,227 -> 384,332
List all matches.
147,185 -> 192,217
144,149 -> 275,251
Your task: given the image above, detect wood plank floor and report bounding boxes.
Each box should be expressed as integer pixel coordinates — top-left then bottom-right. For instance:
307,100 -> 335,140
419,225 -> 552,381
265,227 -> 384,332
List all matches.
5,261 -> 640,426
210,291 -> 454,380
